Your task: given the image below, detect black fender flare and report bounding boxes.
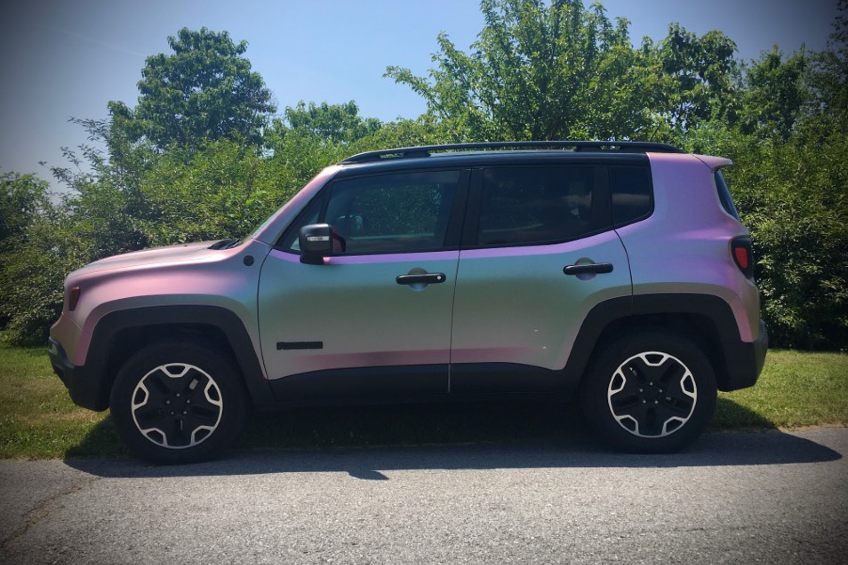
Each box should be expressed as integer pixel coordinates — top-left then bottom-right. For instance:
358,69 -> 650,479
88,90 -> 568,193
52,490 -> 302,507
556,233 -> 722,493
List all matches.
84,305 -> 273,410
564,293 -> 764,391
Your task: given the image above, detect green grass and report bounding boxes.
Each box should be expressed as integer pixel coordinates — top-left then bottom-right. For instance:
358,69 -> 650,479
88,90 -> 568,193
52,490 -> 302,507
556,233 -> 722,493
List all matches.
715,350 -> 848,429
0,340 -> 846,459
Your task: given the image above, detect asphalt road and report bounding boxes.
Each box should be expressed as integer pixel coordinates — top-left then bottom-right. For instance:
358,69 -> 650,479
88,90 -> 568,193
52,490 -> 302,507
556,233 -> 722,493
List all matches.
1,428 -> 846,564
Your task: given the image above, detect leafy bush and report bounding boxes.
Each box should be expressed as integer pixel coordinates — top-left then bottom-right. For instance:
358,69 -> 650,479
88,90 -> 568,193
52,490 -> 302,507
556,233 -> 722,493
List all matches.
726,131 -> 848,349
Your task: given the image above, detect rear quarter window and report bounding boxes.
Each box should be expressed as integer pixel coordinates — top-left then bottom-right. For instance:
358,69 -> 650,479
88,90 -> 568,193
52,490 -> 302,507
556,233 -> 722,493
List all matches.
610,166 -> 652,227
714,171 -> 741,220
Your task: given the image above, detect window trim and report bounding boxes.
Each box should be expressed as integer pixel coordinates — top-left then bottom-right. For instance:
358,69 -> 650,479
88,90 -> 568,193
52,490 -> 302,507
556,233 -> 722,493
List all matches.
460,164 -> 613,250
275,167 -> 470,256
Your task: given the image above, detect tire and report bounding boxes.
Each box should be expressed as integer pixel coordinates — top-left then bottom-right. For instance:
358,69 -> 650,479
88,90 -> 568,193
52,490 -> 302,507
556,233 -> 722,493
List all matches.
110,340 -> 249,464
580,330 -> 717,453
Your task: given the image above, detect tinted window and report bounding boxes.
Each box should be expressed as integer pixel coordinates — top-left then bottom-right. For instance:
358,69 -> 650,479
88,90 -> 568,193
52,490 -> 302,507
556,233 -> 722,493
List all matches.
610,166 -> 652,227
714,171 -> 740,220
322,170 -> 460,254
476,165 -> 600,246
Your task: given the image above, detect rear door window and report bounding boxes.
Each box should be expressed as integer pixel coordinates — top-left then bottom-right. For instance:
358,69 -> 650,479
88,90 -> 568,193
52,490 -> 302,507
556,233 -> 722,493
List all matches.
473,165 -> 606,247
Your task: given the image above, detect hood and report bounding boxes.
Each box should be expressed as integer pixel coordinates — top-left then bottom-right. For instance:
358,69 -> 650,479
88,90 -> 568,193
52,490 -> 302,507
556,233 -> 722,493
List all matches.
74,240 -> 224,276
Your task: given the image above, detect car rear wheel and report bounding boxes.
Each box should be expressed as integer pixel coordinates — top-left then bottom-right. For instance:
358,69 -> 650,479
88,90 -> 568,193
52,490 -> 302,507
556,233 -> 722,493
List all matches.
110,340 -> 249,464
581,330 -> 717,452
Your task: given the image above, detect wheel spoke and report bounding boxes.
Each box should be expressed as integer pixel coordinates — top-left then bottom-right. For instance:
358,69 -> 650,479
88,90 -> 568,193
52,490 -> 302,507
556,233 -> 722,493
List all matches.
662,393 -> 694,415
169,417 -> 189,448
134,407 -> 169,428
188,404 -> 219,423
641,406 -> 662,436
658,361 -> 685,388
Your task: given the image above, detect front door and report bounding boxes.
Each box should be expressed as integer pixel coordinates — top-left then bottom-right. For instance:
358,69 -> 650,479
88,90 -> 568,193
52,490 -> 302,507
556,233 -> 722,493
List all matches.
258,169 -> 467,401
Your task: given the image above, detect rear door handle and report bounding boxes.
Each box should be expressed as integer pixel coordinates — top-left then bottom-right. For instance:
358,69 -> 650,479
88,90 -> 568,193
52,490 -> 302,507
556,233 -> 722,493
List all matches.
396,273 -> 447,285
563,263 -> 614,276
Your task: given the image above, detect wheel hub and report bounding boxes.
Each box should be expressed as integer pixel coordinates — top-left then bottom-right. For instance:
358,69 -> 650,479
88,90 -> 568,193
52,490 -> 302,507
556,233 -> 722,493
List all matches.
130,363 -> 223,449
607,352 -> 697,438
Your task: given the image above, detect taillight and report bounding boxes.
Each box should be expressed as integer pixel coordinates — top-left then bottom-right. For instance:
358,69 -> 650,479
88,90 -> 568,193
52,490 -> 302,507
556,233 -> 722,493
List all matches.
731,237 -> 754,279
68,286 -> 81,311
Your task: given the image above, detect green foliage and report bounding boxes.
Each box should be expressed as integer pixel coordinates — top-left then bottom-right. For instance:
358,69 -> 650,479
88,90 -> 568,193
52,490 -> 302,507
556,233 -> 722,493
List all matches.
109,27 -> 275,150
0,173 -> 48,243
810,1 -> 848,131
737,48 -> 809,140
0,173 -> 52,330
653,24 -> 738,131
720,133 -> 848,349
385,0 -> 737,141
350,116 -> 451,150
1,8 -> 847,350
284,101 -> 382,144
139,142 -> 265,245
0,205 -> 91,345
138,135 -> 340,246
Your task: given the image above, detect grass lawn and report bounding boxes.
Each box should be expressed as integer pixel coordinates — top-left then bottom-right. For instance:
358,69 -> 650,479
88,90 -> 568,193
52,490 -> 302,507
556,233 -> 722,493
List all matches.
0,340 -> 846,459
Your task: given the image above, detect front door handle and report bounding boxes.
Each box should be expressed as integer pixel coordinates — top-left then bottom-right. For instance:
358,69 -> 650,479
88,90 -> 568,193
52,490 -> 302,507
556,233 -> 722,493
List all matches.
396,273 -> 447,285
563,263 -> 614,276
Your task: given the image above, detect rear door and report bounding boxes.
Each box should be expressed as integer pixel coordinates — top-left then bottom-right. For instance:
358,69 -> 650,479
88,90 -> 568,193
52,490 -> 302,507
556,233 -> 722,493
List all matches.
258,168 -> 468,401
449,163 -> 632,392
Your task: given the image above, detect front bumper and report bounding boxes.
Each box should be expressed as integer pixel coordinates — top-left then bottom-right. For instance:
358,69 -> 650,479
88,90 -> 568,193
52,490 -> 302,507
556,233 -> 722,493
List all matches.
48,337 -> 108,411
719,320 -> 768,391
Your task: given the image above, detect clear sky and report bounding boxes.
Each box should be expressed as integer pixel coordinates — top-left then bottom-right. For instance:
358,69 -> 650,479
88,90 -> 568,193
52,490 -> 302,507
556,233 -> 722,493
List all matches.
0,0 -> 839,184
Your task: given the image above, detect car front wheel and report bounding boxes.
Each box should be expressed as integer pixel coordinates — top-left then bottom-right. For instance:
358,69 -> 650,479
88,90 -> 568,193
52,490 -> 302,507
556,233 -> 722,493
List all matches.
110,340 -> 249,464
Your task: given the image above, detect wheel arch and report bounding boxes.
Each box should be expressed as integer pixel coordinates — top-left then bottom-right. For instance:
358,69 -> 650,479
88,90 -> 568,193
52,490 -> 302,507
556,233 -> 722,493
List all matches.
84,305 -> 272,411
565,294 -> 748,392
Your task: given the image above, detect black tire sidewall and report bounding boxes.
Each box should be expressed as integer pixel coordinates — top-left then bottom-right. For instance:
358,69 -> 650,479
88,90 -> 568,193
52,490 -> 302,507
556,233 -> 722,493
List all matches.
110,341 -> 249,464
580,330 -> 717,453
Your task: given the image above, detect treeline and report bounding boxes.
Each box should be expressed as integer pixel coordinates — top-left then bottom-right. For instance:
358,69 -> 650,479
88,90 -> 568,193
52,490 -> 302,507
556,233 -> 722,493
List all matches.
1,0 -> 846,349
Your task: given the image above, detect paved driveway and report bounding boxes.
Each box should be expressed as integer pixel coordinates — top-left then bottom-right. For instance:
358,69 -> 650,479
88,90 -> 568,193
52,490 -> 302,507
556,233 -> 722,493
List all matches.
1,428 -> 846,564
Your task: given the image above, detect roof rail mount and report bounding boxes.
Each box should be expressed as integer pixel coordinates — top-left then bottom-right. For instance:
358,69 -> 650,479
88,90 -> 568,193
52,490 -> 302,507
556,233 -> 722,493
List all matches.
342,141 -> 682,164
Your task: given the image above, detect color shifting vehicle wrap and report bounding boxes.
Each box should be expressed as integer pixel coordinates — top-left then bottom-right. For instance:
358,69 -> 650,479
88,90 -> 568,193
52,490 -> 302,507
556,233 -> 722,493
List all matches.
48,141 -> 767,462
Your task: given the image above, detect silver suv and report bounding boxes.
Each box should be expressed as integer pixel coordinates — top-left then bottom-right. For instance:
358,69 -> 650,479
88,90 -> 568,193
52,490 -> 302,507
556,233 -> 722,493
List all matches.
48,141 -> 768,463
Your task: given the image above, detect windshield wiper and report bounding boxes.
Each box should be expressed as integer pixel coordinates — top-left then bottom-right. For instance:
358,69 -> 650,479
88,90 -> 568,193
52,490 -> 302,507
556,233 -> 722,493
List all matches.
208,238 -> 240,250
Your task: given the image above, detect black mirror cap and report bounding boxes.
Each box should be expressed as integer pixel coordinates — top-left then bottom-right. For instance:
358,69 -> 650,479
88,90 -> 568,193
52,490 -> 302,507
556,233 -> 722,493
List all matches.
299,223 -> 333,264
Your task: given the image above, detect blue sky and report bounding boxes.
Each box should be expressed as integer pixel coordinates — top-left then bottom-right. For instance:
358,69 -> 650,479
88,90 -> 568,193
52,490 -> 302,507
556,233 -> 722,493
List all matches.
0,0 -> 839,184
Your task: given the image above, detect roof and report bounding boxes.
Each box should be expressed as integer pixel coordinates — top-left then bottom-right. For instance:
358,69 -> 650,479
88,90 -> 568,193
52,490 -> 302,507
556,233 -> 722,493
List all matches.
341,141 -> 682,165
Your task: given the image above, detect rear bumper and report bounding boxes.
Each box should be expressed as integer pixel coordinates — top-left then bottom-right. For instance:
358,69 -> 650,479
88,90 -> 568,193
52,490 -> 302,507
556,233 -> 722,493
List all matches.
48,337 -> 108,411
719,320 -> 768,391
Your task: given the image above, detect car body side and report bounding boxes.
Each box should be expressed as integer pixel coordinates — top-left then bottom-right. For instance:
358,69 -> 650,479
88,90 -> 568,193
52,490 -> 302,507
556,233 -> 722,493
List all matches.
48,152 -> 766,412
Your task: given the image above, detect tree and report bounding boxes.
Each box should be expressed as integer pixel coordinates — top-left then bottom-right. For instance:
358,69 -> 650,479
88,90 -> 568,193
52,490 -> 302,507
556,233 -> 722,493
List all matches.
737,48 -> 809,140
809,0 -> 848,132
284,101 -> 382,144
653,24 -> 738,133
0,172 -> 48,245
0,172 -> 50,329
386,0 -> 644,140
109,27 -> 275,150
140,140 -> 284,246
386,0 -> 739,142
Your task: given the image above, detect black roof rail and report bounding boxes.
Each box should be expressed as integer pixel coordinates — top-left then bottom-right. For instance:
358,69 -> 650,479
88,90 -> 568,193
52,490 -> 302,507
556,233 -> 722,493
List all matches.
341,141 -> 682,164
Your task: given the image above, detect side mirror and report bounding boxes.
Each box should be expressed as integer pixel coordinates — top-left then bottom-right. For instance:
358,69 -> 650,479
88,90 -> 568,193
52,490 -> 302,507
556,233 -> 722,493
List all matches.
299,224 -> 344,264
